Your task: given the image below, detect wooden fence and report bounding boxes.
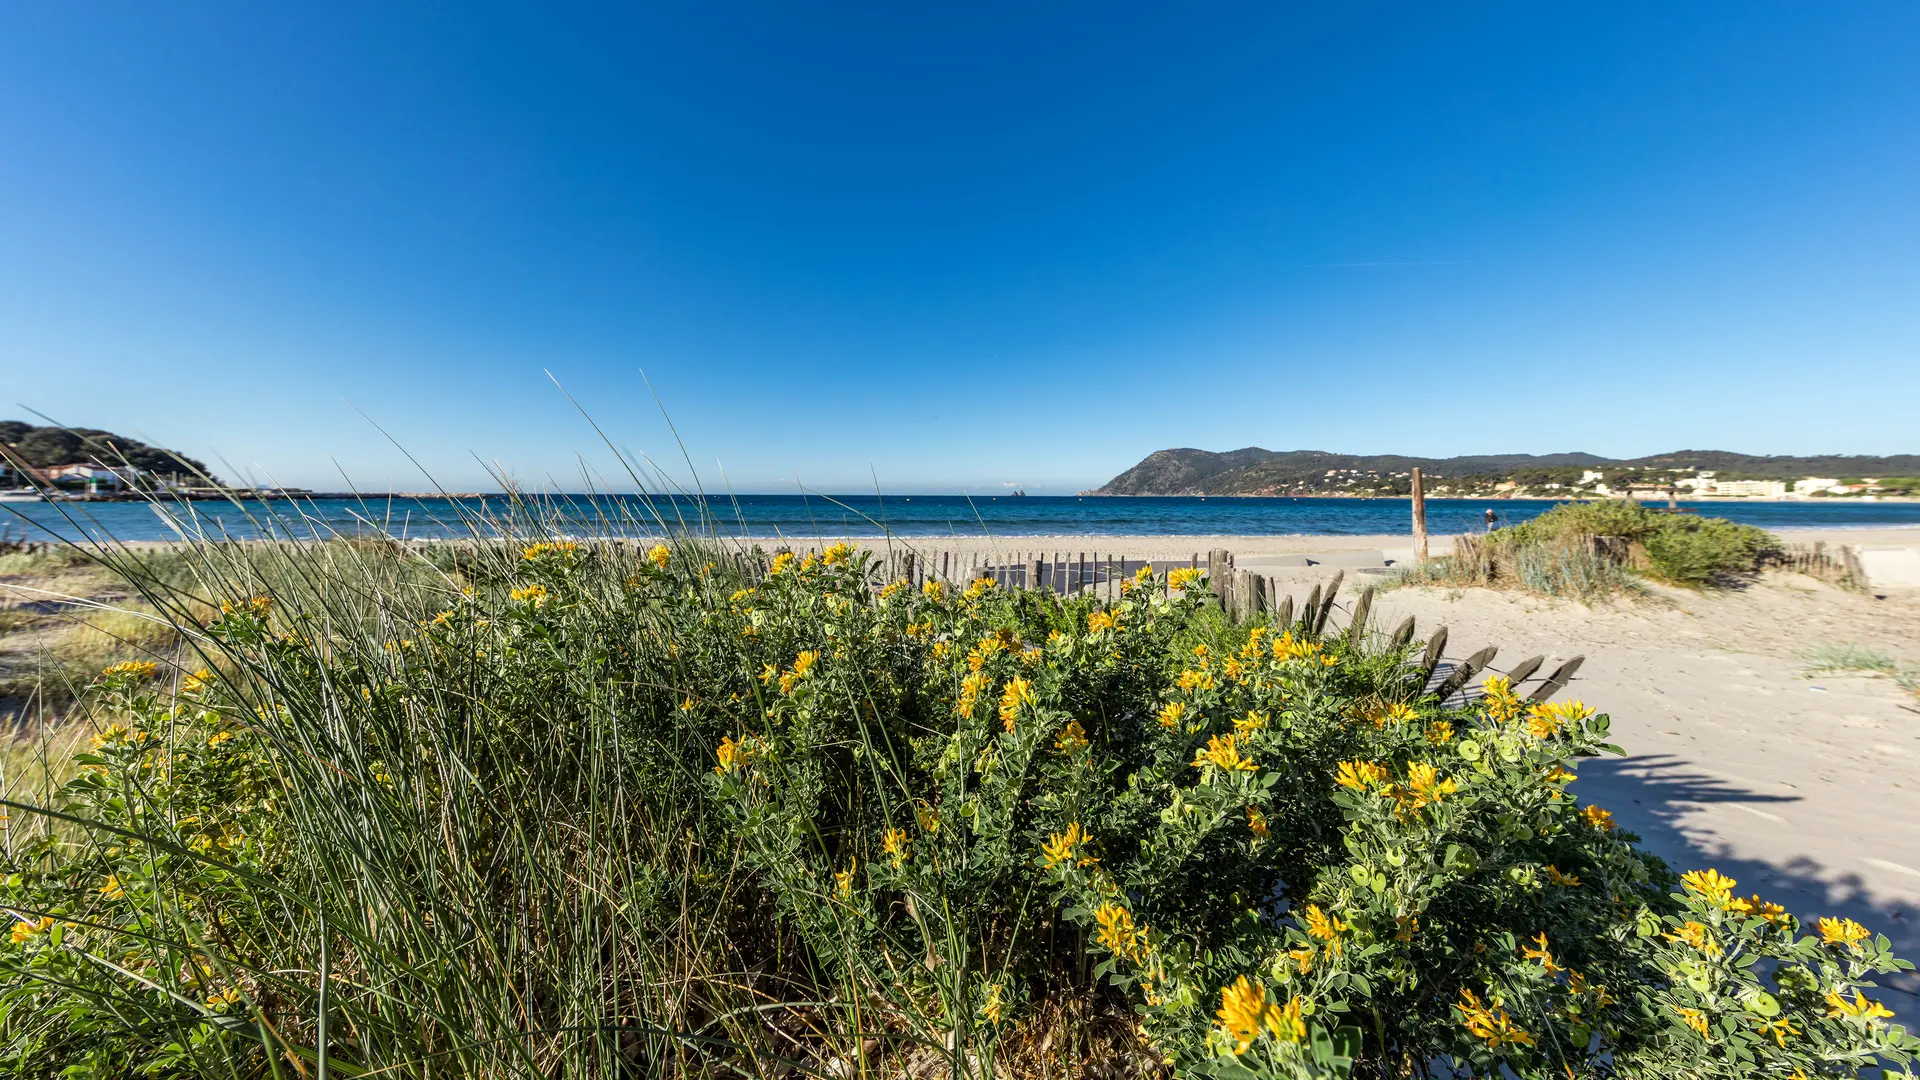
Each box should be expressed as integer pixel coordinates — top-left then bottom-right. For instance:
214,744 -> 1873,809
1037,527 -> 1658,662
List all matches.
1762,541 -> 1865,590
742,544 -> 1590,706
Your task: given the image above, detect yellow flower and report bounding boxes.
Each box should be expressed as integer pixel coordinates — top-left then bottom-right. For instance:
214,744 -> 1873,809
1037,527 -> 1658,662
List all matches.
1271,632 -> 1320,661
1672,1005 -> 1711,1040
1666,921 -> 1721,956
100,875 -> 126,900
180,668 -> 213,693
998,676 -> 1035,733
1094,902 -> 1149,963
1192,734 -> 1257,773
1373,702 -> 1420,727
1303,904 -> 1347,943
10,917 -> 53,944
1020,646 -> 1043,666
1176,668 -> 1215,692
509,583 -> 549,606
881,827 -> 910,869
1425,720 -> 1454,744
1333,760 -> 1389,791
1041,823 -> 1089,869
1522,931 -> 1563,975
1395,915 -> 1419,942
1817,917 -> 1871,949
1087,610 -> 1120,634
1215,976 -> 1301,1055
1825,989 -> 1894,1021
1245,805 -> 1269,837
768,552 -> 795,575
964,576 -> 996,599
1546,865 -> 1582,887
90,723 -> 144,749
205,986 -> 243,1010
101,660 -> 159,680
1525,699 -> 1594,739
1054,718 -> 1089,754
922,579 -> 945,599
1754,1016 -> 1799,1048
1581,805 -> 1616,832
834,862 -> 857,901
1168,567 -> 1204,589
1233,710 -> 1268,735
1747,897 -> 1790,928
714,735 -> 745,775
791,650 -> 819,677
1544,765 -> 1576,784
1391,761 -> 1457,812
206,729 -> 235,748
1681,868 -> 1737,908
219,595 -> 272,616
915,801 -> 941,835
1456,988 -> 1534,1048
981,980 -> 1006,1025
821,542 -> 854,566
1157,702 -> 1186,729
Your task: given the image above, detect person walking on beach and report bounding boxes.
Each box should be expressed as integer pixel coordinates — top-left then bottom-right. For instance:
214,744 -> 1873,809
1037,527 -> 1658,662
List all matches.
1483,507 -> 1499,531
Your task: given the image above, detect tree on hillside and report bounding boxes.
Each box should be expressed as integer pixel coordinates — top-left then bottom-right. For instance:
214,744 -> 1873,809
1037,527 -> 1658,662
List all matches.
0,422 -> 217,483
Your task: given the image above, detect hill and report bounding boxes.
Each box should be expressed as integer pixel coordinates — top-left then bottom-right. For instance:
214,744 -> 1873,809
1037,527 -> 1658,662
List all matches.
1086,447 -> 1920,496
0,421 -> 215,482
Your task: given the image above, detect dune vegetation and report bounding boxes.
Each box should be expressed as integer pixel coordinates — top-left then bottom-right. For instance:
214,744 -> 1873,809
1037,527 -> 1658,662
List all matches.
1396,502 -> 1781,601
1,518 -> 1914,1078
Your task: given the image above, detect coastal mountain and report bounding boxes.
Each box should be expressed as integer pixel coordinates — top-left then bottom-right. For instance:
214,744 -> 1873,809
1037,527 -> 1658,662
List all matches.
1087,447 -> 1920,496
0,420 -> 214,481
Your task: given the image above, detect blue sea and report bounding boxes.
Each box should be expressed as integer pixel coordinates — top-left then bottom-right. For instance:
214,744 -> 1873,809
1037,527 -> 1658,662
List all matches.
7,494 -> 1920,544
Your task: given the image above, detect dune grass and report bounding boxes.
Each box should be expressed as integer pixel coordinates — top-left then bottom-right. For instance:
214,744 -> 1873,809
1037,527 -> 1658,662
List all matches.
1,498 -> 1915,1079
1396,502 -> 1779,601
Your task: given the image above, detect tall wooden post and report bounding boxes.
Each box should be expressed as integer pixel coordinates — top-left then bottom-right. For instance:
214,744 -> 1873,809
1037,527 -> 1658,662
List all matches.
1410,468 -> 1429,564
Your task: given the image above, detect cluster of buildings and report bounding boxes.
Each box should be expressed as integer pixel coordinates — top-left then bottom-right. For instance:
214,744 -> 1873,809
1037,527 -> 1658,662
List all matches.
0,461 -> 227,499
1577,470 -> 1895,500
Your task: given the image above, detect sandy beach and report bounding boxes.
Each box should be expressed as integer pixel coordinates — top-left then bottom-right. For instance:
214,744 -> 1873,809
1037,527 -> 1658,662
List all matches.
848,526 -> 1920,559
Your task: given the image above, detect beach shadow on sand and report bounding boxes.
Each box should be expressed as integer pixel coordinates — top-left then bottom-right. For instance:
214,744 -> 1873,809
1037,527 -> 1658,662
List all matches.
1575,753 -> 1920,1021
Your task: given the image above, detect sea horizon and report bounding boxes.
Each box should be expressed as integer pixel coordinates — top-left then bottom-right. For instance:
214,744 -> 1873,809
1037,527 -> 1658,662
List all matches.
10,492 -> 1920,545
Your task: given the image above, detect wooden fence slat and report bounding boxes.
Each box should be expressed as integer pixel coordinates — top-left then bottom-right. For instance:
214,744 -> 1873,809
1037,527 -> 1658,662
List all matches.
1527,656 -> 1586,702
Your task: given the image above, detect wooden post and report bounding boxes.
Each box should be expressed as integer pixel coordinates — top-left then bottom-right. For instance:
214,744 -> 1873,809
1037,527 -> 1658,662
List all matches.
1410,467 -> 1429,564
1209,549 -> 1232,610
1025,554 -> 1042,593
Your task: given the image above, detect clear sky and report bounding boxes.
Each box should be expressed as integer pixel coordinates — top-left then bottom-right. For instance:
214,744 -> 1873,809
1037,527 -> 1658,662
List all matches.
3,3 -> 1917,493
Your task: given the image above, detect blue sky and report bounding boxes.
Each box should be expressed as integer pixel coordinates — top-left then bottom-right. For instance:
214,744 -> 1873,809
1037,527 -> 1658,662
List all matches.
3,3 -> 1917,493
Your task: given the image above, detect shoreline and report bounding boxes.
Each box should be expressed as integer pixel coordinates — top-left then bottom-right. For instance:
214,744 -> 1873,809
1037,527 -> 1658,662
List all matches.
30,527 -> 1920,559
15,491 -> 1920,505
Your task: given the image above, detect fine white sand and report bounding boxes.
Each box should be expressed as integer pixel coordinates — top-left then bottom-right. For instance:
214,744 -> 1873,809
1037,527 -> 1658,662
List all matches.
1366,574 -> 1920,1011
845,526 -> 1920,560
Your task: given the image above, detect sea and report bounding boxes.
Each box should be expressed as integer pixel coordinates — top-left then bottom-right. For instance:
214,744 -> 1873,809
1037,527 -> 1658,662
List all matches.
7,494 -> 1920,545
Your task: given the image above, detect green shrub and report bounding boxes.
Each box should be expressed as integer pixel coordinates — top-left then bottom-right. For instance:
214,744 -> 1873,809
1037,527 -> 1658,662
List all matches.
2,536 -> 1913,1078
1402,503 -> 1778,596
